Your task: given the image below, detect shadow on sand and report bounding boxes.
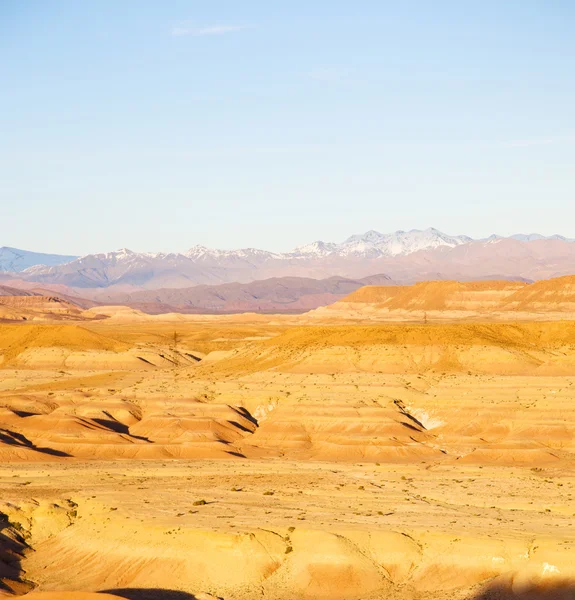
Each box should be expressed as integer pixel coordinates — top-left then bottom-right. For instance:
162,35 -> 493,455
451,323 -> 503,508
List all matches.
0,512 -> 34,595
103,582 -> 575,600
473,580 -> 575,600
102,590 -> 203,600
0,428 -> 71,457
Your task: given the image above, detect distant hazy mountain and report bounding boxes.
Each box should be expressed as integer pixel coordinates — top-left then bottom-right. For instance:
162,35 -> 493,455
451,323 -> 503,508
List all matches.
335,228 -> 472,257
185,227 -> 471,261
7,228 -> 575,291
0,284 -> 38,297
14,228 -> 473,289
22,248 -> 246,289
509,233 -> 575,242
0,246 -> 77,272
93,273 -> 395,314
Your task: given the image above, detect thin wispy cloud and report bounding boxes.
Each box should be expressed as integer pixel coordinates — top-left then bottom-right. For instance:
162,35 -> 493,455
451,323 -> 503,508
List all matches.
171,23 -> 252,37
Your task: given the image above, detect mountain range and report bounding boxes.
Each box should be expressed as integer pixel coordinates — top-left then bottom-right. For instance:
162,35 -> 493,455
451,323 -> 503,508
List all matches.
90,273 -> 395,314
0,246 -> 77,273
1,228 -> 575,313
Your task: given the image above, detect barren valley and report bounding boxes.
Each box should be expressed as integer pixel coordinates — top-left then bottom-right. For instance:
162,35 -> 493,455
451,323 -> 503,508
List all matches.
5,0 -> 574,593
2,280 -> 575,599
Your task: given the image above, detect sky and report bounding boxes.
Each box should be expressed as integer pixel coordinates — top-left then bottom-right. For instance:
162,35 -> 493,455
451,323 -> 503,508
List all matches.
1,0 -> 574,255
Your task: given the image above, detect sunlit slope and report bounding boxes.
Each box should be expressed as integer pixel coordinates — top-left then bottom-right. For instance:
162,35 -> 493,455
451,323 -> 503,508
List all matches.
1,458 -> 574,600
191,322 -> 575,464
0,392 -> 257,461
0,324 -> 197,369
200,321 -> 575,376
308,276 -> 575,320
503,274 -> 575,311
0,296 -> 87,323
345,280 -> 525,310
21,594 -> 122,599
3,320 -> 575,465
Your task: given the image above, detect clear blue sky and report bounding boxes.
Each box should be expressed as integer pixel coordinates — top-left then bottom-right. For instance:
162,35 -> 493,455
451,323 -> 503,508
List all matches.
1,1 -> 574,255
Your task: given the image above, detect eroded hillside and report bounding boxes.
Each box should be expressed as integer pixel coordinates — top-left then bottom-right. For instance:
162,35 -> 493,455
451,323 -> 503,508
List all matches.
1,314 -> 575,599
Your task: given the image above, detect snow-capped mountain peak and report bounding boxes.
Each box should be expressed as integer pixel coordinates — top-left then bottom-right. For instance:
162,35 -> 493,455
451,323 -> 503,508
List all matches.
336,227 -> 471,257
185,245 -> 213,259
6,228 -> 575,291
291,241 -> 339,257
510,233 -> 574,242
185,245 -> 280,262
343,230 -> 387,245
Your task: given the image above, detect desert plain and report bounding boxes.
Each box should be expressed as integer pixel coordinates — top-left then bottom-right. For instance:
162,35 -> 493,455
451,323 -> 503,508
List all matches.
3,280 -> 575,600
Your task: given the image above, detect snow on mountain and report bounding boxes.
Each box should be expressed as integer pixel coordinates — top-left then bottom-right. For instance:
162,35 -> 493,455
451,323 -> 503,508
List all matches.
0,247 -> 77,273
289,228 -> 472,258
479,233 -> 575,243
22,228 -> 472,289
290,241 -> 339,257
185,245 -> 280,262
22,248 -> 198,288
339,227 -> 472,257
509,233 -> 574,242
10,228 -> 575,290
